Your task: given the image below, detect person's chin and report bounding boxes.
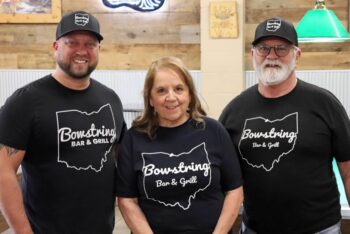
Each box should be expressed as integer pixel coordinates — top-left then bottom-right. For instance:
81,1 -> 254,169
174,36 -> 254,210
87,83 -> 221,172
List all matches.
71,68 -> 92,79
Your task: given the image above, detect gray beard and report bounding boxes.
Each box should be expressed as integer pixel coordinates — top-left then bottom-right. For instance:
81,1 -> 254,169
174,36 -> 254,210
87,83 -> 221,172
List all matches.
253,55 -> 296,86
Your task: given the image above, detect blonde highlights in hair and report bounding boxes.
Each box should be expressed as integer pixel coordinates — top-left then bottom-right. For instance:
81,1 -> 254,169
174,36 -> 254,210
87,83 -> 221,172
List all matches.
132,56 -> 206,139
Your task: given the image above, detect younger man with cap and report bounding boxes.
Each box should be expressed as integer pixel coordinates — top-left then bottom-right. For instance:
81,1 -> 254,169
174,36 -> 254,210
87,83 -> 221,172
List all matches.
220,17 -> 350,233
0,11 -> 126,234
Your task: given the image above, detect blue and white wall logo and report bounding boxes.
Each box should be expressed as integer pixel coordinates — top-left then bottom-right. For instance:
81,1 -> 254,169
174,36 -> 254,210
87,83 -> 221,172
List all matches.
56,104 -> 116,173
141,143 -> 212,210
102,0 -> 165,12
238,112 -> 298,172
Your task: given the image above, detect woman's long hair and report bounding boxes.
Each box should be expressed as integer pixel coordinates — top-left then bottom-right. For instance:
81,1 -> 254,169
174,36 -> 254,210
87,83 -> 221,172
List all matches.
132,56 -> 206,139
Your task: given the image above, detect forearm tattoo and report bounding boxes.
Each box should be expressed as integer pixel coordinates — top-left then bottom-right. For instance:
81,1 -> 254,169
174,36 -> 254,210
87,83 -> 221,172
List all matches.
0,144 -> 19,157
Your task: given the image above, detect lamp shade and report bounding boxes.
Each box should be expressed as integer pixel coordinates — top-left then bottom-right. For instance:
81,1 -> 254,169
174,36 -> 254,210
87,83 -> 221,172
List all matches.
296,9 -> 350,42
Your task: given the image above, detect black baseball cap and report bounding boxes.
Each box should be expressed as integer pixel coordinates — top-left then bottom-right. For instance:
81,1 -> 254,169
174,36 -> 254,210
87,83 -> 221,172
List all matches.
252,17 -> 298,46
56,11 -> 103,42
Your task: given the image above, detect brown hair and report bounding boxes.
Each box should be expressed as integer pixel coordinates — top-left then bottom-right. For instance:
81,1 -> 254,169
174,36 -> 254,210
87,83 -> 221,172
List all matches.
132,56 -> 206,139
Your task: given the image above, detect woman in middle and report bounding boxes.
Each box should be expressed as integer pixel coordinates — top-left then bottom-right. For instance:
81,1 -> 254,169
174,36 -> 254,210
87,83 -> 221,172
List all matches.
116,56 -> 243,234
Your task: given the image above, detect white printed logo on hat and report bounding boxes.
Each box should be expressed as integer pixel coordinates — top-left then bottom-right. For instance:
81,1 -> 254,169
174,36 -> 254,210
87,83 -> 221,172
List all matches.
74,13 -> 89,26
266,19 -> 281,32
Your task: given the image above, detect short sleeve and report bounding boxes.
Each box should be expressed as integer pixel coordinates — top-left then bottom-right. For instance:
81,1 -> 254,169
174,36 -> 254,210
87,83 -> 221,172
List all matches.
328,96 -> 350,162
216,122 -> 243,191
115,131 -> 139,197
0,88 -> 34,150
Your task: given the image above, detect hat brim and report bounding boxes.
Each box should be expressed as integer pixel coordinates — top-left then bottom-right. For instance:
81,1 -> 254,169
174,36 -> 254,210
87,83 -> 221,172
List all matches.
57,29 -> 103,42
252,35 -> 296,46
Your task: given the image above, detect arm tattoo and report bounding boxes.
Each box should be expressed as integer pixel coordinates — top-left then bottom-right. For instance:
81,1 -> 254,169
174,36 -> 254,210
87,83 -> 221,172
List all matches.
0,144 -> 19,157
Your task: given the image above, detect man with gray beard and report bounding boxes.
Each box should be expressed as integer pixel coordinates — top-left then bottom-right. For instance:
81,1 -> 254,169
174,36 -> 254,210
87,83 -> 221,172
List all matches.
220,17 -> 350,234
0,11 -> 126,233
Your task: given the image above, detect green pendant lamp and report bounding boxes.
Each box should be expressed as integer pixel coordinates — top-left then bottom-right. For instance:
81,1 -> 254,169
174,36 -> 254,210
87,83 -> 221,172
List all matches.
296,0 -> 350,42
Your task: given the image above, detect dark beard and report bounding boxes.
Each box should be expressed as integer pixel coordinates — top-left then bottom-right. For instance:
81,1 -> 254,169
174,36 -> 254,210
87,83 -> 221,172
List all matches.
57,60 -> 97,80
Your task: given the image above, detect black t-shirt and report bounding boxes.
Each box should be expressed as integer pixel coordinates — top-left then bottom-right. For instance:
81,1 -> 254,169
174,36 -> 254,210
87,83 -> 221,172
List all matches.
219,79 -> 350,234
116,117 -> 242,234
0,75 -> 126,234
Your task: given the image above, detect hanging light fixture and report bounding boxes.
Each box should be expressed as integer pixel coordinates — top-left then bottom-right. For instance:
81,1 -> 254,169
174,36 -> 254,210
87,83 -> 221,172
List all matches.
296,0 -> 350,42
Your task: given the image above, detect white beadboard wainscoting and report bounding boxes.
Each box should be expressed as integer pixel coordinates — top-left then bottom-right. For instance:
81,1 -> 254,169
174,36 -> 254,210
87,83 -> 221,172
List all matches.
245,70 -> 350,116
1,69 -> 348,127
0,69 -> 201,128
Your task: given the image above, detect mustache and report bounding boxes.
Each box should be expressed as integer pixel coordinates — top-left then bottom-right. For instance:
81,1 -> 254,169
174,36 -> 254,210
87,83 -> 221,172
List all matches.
261,59 -> 283,68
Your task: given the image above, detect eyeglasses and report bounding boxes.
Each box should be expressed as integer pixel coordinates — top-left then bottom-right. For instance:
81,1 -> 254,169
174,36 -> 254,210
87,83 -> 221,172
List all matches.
253,44 -> 297,57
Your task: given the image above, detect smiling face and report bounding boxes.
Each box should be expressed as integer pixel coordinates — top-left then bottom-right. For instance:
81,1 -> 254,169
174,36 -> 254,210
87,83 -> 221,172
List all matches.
54,31 -> 100,80
150,68 -> 191,128
252,38 -> 300,86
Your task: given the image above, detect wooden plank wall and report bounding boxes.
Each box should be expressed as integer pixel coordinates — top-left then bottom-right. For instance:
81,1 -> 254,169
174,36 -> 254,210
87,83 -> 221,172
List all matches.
245,0 -> 350,70
0,0 -> 200,70
1,1 -> 349,70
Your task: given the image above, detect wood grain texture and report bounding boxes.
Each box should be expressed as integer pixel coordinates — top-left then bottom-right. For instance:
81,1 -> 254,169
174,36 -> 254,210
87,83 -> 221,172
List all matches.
0,0 -> 200,69
98,44 -> 200,70
245,0 -> 350,70
1,0 -> 348,70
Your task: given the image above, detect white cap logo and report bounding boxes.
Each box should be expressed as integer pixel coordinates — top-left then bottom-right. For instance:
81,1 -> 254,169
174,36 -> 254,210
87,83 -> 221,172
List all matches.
266,19 -> 281,32
74,13 -> 89,26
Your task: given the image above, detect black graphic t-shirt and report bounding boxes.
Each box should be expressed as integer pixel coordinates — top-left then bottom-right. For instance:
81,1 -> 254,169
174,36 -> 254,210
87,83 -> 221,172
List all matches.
116,118 -> 242,234
219,79 -> 350,234
0,75 -> 126,234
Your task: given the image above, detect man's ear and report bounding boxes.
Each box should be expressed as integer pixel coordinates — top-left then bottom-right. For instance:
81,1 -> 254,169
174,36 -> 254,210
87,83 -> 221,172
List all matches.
53,41 -> 59,50
295,47 -> 301,62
